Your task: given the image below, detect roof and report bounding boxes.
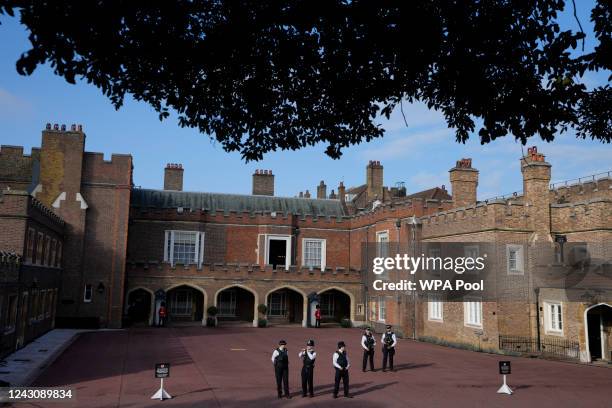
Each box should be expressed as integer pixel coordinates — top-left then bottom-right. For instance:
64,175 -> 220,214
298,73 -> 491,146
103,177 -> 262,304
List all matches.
130,188 -> 347,217
406,187 -> 451,201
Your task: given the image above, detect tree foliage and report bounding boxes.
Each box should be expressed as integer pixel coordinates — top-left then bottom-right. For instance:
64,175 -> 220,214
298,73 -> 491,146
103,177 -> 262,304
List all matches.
1,1 -> 610,160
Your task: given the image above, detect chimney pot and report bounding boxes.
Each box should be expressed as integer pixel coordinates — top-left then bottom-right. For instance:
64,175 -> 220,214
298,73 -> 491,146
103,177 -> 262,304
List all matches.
164,163 -> 184,191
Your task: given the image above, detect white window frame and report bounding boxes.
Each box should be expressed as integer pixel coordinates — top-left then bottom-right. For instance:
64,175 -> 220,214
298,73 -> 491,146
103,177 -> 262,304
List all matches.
262,234 -> 292,271
506,244 -> 524,275
377,296 -> 386,322
544,301 -> 564,335
428,294 -> 443,322
268,292 -> 287,316
164,230 -> 205,267
464,245 -> 480,275
217,289 -> 237,317
376,230 -> 390,258
302,238 -> 326,270
83,284 -> 93,303
464,298 -> 483,328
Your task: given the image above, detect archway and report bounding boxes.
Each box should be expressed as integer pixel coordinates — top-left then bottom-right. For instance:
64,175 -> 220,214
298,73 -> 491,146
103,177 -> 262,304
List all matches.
266,287 -> 306,327
317,287 -> 353,324
584,303 -> 612,362
215,285 -> 257,327
126,288 -> 154,326
166,285 -> 205,324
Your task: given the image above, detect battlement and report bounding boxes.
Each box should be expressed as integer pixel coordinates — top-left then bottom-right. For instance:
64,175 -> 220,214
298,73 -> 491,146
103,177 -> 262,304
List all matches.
0,190 -> 65,227
0,145 -> 40,187
0,251 -> 21,267
421,200 -> 529,238
127,261 -> 362,282
82,151 -> 133,185
551,198 -> 612,233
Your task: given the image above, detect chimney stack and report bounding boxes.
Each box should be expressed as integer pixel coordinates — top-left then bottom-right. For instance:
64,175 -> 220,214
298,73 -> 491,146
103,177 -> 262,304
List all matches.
329,189 -> 337,199
164,163 -> 184,191
449,158 -> 478,208
252,169 -> 274,196
366,160 -> 384,201
317,180 -> 327,199
304,190 -> 311,199
338,182 -> 346,203
521,146 -> 552,242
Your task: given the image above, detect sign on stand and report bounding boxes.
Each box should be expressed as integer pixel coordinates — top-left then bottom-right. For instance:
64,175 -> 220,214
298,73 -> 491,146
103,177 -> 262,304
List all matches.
497,361 -> 513,395
151,363 -> 172,401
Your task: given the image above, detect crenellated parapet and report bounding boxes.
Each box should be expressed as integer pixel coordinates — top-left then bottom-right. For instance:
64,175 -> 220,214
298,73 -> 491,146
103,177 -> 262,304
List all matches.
420,200 -> 529,238
82,152 -> 133,186
551,198 -> 612,233
127,261 -> 362,282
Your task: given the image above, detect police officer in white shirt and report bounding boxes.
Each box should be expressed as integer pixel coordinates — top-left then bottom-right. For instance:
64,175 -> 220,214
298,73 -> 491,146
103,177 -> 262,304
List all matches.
332,341 -> 352,398
361,326 -> 376,372
298,339 -> 316,397
271,339 -> 291,398
381,325 -> 397,372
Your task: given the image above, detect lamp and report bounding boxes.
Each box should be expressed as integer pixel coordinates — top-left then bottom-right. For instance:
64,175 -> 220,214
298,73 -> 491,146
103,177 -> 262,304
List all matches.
97,282 -> 105,294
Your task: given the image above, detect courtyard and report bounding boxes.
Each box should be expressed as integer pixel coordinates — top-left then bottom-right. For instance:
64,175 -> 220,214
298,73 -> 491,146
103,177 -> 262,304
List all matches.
22,326 -> 612,408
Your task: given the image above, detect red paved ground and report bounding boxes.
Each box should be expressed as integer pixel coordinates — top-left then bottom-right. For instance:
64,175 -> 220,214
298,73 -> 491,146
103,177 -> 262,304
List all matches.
19,326 -> 612,407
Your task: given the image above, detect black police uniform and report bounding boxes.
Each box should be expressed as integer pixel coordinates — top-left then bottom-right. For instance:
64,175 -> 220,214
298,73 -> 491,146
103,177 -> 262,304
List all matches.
362,333 -> 376,371
382,332 -> 396,371
300,350 -> 315,397
273,347 -> 290,398
333,350 -> 350,397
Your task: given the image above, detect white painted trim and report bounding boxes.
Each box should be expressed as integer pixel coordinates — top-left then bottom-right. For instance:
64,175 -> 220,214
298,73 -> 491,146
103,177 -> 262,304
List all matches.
583,303 -> 612,362
463,297 -> 483,328
265,234 -> 292,270
543,300 -> 564,336
51,192 -> 66,208
76,192 -> 89,209
506,244 -> 524,275
30,184 -> 42,197
301,238 -> 326,270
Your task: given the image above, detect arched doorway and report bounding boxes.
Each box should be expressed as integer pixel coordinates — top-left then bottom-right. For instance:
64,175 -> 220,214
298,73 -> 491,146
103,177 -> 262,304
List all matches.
266,287 -> 305,326
585,303 -> 612,362
318,288 -> 352,324
216,286 -> 256,326
127,289 -> 152,326
166,285 -> 204,324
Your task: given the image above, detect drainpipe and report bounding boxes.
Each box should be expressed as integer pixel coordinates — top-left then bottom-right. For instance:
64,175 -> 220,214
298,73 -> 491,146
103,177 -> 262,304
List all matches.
535,287 -> 541,351
411,216 -> 418,340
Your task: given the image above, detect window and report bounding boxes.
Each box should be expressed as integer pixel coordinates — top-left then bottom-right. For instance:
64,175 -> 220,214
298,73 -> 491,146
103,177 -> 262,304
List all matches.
376,231 -> 389,258
36,232 -> 44,265
164,231 -> 205,266
506,244 -> 524,275
26,228 -> 35,264
5,295 -> 17,332
428,295 -> 443,321
50,239 -> 57,267
38,291 -> 46,319
169,289 -> 193,316
218,290 -> 236,317
269,292 -> 286,316
30,291 -> 38,322
319,293 -> 335,318
464,298 -> 482,328
545,302 -> 563,334
427,247 -> 442,276
464,245 -> 480,275
46,291 -> 53,317
302,238 -> 326,270
369,299 -> 377,321
84,284 -> 93,303
44,236 -> 52,266
261,234 -> 291,270
56,242 -> 62,267
357,304 -> 364,315
377,296 -> 386,322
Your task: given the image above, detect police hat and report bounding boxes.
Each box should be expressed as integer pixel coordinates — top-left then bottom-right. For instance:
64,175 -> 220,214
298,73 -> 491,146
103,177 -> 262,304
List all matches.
364,326 -> 371,331
337,341 -> 346,348
306,339 -> 315,346
386,325 -> 392,330
279,339 -> 287,345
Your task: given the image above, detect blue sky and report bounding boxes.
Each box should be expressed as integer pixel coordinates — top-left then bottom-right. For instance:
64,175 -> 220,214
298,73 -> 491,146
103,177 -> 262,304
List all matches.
0,3 -> 610,200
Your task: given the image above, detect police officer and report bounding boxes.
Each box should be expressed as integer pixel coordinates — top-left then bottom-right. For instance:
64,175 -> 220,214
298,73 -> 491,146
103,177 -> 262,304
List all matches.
361,326 -> 376,372
298,339 -> 316,397
332,341 -> 352,398
381,325 -> 397,372
271,340 -> 291,399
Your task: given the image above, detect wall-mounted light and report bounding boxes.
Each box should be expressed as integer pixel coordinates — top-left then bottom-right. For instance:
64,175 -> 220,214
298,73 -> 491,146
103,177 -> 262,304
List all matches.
97,282 -> 105,294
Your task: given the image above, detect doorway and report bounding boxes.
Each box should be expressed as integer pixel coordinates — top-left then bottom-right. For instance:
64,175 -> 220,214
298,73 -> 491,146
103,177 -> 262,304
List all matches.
586,304 -> 612,361
269,239 -> 287,270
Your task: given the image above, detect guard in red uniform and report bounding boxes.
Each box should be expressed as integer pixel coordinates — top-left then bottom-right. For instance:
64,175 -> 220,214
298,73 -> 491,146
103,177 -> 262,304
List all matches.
158,302 -> 167,327
314,305 -> 321,328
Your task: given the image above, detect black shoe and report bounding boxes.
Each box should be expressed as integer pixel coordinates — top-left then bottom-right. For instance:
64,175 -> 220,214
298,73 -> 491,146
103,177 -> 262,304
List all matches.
278,395 -> 283,399
333,395 -> 338,399
382,369 -> 387,372
362,369 -> 366,372
309,394 -> 314,398
345,395 -> 353,398
285,395 -> 292,399
302,394 -> 307,398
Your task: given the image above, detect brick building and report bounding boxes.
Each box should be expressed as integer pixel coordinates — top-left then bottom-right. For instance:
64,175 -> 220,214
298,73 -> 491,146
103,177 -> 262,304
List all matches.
0,125 -> 610,364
